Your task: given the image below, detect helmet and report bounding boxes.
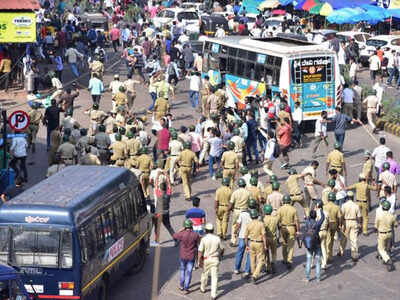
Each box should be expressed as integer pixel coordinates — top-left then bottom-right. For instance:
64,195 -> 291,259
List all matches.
249,209 -> 259,219
238,178 -> 246,187
205,223 -> 214,231
382,162 -> 390,170
119,127 -> 126,135
250,176 -> 258,186
264,204 -> 273,215
270,175 -> 278,182
183,219 -> 193,229
184,141 -> 191,149
215,170 -> 223,179
346,190 -> 354,199
288,168 -> 297,175
171,132 -> 178,139
228,141 -> 235,150
283,194 -> 291,204
169,127 -> 176,134
248,198 -> 258,209
126,131 -> 133,139
240,166 -> 248,174
334,142 -> 340,149
140,146 -> 149,154
98,124 -> 106,132
364,150 -> 371,157
327,179 -> 336,187
115,133 -> 122,141
48,71 -> 56,78
382,200 -> 391,211
119,85 -> 126,92
232,128 -> 240,136
272,181 -> 280,190
222,177 -> 230,186
328,192 -> 336,201
80,128 -> 87,136
92,103 -> 99,110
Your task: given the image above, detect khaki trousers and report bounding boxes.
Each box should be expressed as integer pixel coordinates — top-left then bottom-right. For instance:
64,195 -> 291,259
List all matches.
199,141 -> 210,165
265,236 -> 277,270
319,230 -> 328,268
216,206 -> 229,239
340,220 -> 359,259
357,201 -> 369,235
249,242 -> 264,279
200,257 -> 219,299
378,232 -> 392,263
280,226 -> 296,264
327,223 -> 338,260
169,156 -> 179,184
291,194 -> 309,218
179,167 -> 192,199
367,108 -> 376,130
223,169 -> 236,190
263,159 -> 274,177
230,210 -> 241,245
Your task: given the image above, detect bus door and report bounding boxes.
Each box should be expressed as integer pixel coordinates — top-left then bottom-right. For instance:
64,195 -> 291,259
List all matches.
290,56 -> 335,121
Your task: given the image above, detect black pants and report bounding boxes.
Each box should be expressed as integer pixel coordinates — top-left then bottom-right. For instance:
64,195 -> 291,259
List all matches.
168,74 -> 178,86
153,212 -> 175,240
2,73 -> 10,91
55,70 -> 63,82
10,156 -> 27,182
91,94 -> 101,104
135,67 -> 146,82
112,40 -> 119,52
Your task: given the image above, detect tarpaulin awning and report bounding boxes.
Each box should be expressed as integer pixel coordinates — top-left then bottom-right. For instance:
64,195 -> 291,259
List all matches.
320,3 -> 333,16
301,0 -> 322,11
323,0 -> 375,9
272,9 -> 286,15
258,0 -> 280,10
327,7 -> 364,24
279,0 -> 294,5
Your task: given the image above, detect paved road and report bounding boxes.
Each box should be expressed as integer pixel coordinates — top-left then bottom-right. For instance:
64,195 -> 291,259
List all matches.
1,52 -> 399,300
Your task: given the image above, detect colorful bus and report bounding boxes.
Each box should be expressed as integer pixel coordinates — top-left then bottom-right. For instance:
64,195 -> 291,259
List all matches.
0,166 -> 151,300
202,35 -> 342,120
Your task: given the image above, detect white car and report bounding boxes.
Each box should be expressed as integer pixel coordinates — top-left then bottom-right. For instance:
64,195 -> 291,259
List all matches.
360,35 -> 400,66
153,8 -> 200,32
181,2 -> 206,13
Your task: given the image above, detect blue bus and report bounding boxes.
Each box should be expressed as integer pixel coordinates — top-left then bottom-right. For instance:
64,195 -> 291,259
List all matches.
0,166 -> 151,300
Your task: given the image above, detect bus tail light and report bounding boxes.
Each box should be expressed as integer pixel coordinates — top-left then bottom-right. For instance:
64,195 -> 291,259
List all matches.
59,282 -> 75,289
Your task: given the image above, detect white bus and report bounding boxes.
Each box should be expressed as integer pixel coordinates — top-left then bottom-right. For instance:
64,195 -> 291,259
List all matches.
202,35 -> 342,121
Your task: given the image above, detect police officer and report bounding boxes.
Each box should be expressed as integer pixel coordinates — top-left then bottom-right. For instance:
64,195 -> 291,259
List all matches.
362,150 -> 373,183
215,178 -> 232,240
94,124 -> 111,165
57,135 -> 77,165
89,55 -> 104,79
346,173 -> 377,236
27,102 -> 43,153
378,162 -> 398,197
245,209 -> 267,284
76,128 -> 91,163
230,128 -> 245,167
264,175 -> 279,199
80,145 -> 101,165
321,179 -> 336,205
113,85 -> 128,112
239,166 -> 251,187
137,147 -> 154,199
176,141 -> 198,201
340,191 -> 361,261
276,195 -> 300,269
247,177 -> 262,207
198,223 -> 224,300
315,200 -> 330,270
324,192 -> 342,263
124,130 -> 142,166
326,142 -> 346,176
374,200 -> 397,271
108,133 -> 126,166
266,181 -> 283,216
221,141 -> 239,189
286,168 -> 309,218
154,91 -> 170,121
88,103 -> 107,136
169,131 -> 183,185
228,178 -> 251,247
263,204 -> 278,274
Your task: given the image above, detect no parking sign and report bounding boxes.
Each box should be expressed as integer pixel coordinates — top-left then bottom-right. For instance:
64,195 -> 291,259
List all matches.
8,110 -> 30,132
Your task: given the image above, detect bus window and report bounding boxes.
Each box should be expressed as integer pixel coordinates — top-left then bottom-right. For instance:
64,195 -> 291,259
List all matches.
275,57 -> 282,68
246,62 -> 255,80
267,55 -> 275,66
255,64 -> 265,81
11,228 -> 60,268
94,216 -> 105,251
61,231 -> 73,268
202,53 -> 209,73
238,49 -> 247,59
228,57 -> 236,74
0,227 -> 9,264
220,57 -> 227,72
101,208 -> 116,245
209,53 -> 220,70
221,45 -> 228,54
236,60 -> 244,76
265,66 -> 273,85
135,186 -> 147,217
272,69 -> 280,86
114,200 -> 128,235
248,51 -> 257,62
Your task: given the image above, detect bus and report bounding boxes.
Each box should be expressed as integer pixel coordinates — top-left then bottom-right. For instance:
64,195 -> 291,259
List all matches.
202,35 -> 342,121
0,166 -> 151,300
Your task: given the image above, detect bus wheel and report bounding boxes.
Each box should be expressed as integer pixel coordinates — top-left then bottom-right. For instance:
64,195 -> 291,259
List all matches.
98,279 -> 108,300
128,242 -> 146,275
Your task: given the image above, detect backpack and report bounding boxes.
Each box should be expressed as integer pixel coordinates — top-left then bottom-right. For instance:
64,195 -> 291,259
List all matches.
272,139 -> 280,158
87,29 -> 97,43
167,63 -> 176,76
303,219 -> 319,251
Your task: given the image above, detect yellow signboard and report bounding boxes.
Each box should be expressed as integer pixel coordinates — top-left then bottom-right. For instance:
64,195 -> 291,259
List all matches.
390,0 -> 400,9
0,12 -> 36,43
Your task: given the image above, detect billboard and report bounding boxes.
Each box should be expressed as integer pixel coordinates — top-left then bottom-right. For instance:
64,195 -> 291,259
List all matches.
0,12 -> 36,43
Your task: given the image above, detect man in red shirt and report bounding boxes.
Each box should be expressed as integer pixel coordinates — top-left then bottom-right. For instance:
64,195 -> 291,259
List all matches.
109,25 -> 121,52
173,219 -> 200,294
277,117 -> 292,169
157,121 -> 170,160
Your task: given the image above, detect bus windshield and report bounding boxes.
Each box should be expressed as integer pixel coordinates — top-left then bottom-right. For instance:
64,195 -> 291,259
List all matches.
0,227 -> 73,269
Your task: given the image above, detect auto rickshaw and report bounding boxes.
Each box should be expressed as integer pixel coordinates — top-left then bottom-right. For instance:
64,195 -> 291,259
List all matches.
200,15 -> 229,37
0,263 -> 33,300
81,12 -> 110,44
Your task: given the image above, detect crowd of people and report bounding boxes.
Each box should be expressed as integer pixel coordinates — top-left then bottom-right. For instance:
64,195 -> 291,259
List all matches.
0,0 -> 398,299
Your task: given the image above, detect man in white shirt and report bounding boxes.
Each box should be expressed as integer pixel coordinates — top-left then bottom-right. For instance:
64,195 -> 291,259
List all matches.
215,26 -> 226,38
337,42 -> 347,74
362,90 -> 379,133
386,50 -> 396,86
312,111 -> 328,158
10,135 -> 28,183
342,84 -> 354,118
259,129 -> 276,177
186,71 -> 201,109
372,137 -> 391,180
65,46 -> 83,77
352,80 -> 363,120
292,101 -> 303,147
369,51 -> 381,83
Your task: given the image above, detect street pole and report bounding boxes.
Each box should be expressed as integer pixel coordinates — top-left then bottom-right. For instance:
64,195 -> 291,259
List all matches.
1,110 -> 6,169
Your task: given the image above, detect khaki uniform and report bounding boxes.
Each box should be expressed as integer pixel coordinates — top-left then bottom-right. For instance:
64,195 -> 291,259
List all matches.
199,233 -> 224,299
169,139 -> 183,184
327,149 -> 345,174
264,214 -> 278,270
379,170 -> 397,197
201,81 -> 211,117
80,153 -> 101,165
324,201 -> 342,260
363,95 -> 378,130
302,166 -> 317,208
94,132 -> 111,165
229,188 -> 251,245
277,204 -> 299,264
215,186 -> 232,239
109,141 -> 127,166
125,138 -> 142,159
177,149 -> 198,199
113,92 -> 128,112
340,200 -> 361,259
286,174 -> 309,217
318,209 -> 330,269
321,187 -> 333,205
90,60 -> 104,78
374,211 -> 397,263
221,150 -> 238,189
230,135 -> 245,167
57,142 -> 77,165
27,110 -> 42,147
362,159 -> 373,182
89,109 -> 107,136
136,154 -> 154,198
207,93 -> 220,117
154,97 -> 170,121
123,78 -> 138,110
244,220 -> 266,279
49,129 -> 62,165
348,182 -> 376,234
247,186 -> 262,206
266,191 -> 283,216
263,184 -> 281,200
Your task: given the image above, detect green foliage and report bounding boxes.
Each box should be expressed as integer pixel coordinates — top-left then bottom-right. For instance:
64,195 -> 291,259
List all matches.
381,97 -> 400,124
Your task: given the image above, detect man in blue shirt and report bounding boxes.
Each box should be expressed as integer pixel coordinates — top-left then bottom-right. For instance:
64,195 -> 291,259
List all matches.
185,197 -> 206,236
88,73 -> 104,105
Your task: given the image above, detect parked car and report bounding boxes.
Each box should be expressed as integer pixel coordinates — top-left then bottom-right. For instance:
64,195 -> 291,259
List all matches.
153,8 -> 200,33
360,35 -> 400,66
181,2 -> 206,13
200,14 -> 229,36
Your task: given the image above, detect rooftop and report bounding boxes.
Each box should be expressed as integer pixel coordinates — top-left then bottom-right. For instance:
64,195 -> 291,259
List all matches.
0,0 -> 40,11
